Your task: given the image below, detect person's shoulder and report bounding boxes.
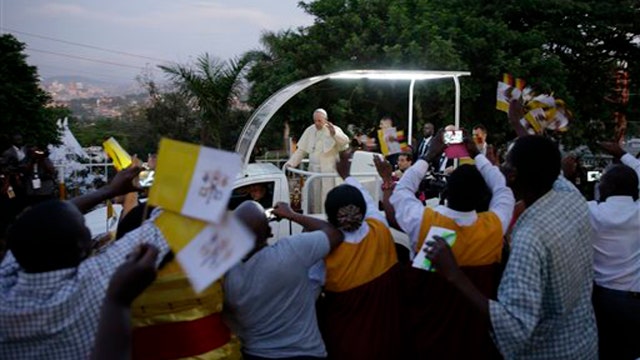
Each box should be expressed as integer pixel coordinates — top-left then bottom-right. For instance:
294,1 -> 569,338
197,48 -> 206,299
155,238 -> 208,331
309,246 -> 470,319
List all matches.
281,230 -> 328,247
275,231 -> 329,257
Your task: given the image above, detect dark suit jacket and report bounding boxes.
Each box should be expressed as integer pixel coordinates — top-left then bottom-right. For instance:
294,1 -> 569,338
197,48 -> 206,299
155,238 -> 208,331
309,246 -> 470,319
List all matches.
414,136 -> 432,160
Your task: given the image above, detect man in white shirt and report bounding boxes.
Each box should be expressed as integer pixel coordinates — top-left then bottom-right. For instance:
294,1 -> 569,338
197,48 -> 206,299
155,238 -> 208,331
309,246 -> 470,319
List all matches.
473,124 -> 497,165
389,130 -> 514,357
391,131 -> 514,255
284,109 -> 349,213
590,141 -> 640,360
1,134 -> 26,165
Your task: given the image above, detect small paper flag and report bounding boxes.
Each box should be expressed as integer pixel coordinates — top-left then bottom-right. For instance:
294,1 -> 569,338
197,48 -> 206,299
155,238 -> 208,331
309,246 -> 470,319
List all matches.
103,137 -> 132,171
155,211 -> 254,293
148,138 -> 242,224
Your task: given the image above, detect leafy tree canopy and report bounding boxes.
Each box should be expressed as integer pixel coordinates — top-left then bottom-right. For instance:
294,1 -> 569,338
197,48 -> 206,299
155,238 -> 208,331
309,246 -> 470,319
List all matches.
158,54 -> 251,149
246,0 -> 639,149
0,34 -> 60,150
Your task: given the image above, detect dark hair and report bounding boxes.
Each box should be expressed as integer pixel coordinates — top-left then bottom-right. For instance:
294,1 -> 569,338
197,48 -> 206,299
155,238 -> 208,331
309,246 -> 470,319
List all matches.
600,164 -> 639,201
399,152 -> 413,162
7,200 -> 90,272
473,124 -> 487,133
325,184 -> 366,231
116,203 -> 155,240
508,136 -> 561,196
446,165 -> 491,212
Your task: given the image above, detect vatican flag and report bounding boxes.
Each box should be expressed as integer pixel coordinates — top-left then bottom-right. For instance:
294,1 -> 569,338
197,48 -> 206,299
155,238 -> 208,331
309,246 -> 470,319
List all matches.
149,138 -> 251,293
148,138 -> 242,224
103,137 -> 132,171
154,211 -> 254,293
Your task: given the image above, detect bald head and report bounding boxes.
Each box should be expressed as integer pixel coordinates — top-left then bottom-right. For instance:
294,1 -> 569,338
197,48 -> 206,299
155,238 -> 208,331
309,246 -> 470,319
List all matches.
234,201 -> 271,245
8,200 -> 91,273
599,164 -> 639,201
444,124 -> 456,131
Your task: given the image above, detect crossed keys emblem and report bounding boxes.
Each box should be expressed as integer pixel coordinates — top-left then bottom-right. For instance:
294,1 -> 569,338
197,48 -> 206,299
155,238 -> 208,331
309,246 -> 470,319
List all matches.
199,232 -> 233,269
198,170 -> 229,204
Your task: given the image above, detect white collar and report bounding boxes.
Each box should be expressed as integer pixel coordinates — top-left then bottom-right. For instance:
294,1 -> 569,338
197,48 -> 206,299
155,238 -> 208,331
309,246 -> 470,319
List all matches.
342,221 -> 370,244
434,205 -> 478,226
600,195 -> 636,205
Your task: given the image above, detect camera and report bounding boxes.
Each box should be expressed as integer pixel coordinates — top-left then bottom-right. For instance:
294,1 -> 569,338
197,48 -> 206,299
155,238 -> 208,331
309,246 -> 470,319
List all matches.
587,171 -> 602,182
419,170 -> 448,198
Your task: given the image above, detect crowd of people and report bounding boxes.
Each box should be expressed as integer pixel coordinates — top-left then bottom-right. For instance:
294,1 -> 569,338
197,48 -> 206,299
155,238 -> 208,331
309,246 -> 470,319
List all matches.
0,134 -> 57,253
1,99 -> 639,360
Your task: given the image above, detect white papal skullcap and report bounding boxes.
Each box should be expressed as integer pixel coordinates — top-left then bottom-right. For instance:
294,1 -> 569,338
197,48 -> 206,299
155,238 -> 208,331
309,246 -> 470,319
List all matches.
313,108 -> 328,119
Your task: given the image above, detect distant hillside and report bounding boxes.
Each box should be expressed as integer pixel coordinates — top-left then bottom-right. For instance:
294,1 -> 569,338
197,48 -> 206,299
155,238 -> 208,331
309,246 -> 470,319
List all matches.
41,75 -> 114,86
40,75 -> 141,100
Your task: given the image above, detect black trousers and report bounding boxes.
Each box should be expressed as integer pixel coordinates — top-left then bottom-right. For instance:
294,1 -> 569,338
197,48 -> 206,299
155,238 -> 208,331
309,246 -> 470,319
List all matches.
592,284 -> 640,360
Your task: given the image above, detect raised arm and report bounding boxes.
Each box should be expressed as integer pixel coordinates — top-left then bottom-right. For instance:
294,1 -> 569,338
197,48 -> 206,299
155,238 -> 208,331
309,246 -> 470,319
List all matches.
332,124 -> 350,148
461,135 -> 514,234
272,202 -> 344,250
373,155 -> 401,230
622,154 -> 640,192
336,151 -> 386,224
508,99 -> 529,138
91,245 -> 159,360
477,154 -> 515,235
70,166 -> 142,214
389,160 -> 430,249
390,130 -> 444,249
599,141 -> 640,192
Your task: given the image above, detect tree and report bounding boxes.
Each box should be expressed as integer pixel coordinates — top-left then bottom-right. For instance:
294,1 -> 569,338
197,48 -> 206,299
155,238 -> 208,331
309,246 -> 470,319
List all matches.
0,34 -> 60,150
245,0 -> 639,149
158,54 -> 251,149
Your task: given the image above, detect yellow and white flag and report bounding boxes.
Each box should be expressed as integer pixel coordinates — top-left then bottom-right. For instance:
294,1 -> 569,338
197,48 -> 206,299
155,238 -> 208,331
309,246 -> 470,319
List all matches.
155,209 -> 254,293
148,138 -> 242,224
106,200 -> 118,233
103,137 -> 132,171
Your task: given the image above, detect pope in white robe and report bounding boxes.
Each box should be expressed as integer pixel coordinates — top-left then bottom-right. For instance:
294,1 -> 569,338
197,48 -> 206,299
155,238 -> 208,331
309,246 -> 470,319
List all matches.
284,109 -> 349,213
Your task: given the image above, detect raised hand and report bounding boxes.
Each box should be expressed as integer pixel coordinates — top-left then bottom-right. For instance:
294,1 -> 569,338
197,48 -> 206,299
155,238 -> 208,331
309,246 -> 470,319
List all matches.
106,165 -> 143,197
373,154 -> 393,183
106,244 -> 159,306
423,129 -> 445,163
561,154 -> 578,180
508,99 -> 529,137
272,201 -> 295,220
598,141 -> 625,159
336,151 -> 351,180
463,131 -> 480,159
424,235 -> 461,282
325,121 -> 337,136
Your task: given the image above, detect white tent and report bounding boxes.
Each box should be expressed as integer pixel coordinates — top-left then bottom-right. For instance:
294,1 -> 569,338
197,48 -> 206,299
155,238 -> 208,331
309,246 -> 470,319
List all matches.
48,117 -> 89,162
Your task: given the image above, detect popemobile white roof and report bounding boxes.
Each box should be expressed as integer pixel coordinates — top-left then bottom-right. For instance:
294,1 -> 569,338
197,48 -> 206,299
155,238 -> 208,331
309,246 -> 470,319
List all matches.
235,69 -> 471,167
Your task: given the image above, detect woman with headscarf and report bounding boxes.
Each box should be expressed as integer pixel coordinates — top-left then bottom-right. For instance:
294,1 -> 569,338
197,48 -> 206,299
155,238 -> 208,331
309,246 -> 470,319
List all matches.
317,153 -> 405,360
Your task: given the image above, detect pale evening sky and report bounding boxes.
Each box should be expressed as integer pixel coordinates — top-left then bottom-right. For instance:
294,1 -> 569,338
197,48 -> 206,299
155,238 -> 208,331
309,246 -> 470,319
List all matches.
0,0 -> 314,84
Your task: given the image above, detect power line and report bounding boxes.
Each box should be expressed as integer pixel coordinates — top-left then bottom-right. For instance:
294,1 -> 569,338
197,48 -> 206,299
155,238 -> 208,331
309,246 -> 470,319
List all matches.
4,27 -> 171,63
27,47 -> 150,70
37,63 -> 139,82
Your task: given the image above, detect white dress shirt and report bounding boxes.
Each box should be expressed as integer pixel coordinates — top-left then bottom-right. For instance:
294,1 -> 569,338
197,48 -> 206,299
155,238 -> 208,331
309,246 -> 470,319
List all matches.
589,153 -> 640,292
417,136 -> 432,158
390,155 -> 515,255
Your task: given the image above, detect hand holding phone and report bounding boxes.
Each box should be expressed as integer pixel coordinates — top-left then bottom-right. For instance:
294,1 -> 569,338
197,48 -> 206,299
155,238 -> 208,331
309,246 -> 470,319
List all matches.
443,130 -> 469,158
443,130 -> 464,145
